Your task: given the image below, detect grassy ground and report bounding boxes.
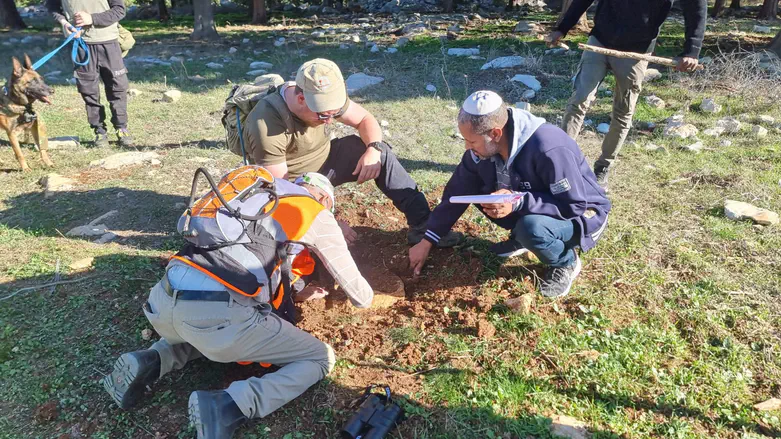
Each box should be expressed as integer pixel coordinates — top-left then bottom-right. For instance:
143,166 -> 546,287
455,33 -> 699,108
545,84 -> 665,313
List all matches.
1,10 -> 781,439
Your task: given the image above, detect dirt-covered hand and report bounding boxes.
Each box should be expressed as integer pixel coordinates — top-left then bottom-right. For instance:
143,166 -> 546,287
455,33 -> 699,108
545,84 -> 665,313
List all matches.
74,11 -> 93,27
294,285 -> 329,302
676,57 -> 699,73
409,240 -> 433,276
352,147 -> 382,184
545,30 -> 564,48
338,219 -> 358,245
480,189 -> 514,219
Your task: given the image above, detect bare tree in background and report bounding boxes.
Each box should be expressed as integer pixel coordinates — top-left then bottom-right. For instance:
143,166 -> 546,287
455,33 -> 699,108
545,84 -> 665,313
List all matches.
252,0 -> 267,23
713,0 -> 742,17
558,0 -> 589,32
442,0 -> 454,13
758,0 -> 778,20
770,29 -> 781,57
158,0 -> 169,22
0,0 -> 26,29
191,0 -> 218,40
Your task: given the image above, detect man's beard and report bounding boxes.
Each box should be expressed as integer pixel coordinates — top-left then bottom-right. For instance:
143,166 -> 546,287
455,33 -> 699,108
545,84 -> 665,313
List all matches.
476,139 -> 501,160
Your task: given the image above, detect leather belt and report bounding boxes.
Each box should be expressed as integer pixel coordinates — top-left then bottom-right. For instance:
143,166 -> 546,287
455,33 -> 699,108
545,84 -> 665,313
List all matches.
161,273 -> 231,302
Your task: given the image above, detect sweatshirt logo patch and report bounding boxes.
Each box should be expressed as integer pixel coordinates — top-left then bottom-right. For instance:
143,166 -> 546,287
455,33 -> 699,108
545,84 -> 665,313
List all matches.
550,178 -> 571,195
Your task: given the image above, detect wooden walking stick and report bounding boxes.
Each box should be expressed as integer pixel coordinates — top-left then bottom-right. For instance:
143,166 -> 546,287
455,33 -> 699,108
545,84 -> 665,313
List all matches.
578,43 -> 704,70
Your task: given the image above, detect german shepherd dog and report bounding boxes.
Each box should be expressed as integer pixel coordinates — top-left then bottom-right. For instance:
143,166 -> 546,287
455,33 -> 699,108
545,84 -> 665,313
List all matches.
0,55 -> 54,171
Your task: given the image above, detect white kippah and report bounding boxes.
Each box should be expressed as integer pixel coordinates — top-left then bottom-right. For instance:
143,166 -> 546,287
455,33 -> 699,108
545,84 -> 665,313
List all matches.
462,90 -> 503,116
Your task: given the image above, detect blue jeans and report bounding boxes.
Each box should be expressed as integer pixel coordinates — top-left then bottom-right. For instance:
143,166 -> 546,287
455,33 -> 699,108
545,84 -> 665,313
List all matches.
512,215 -> 578,268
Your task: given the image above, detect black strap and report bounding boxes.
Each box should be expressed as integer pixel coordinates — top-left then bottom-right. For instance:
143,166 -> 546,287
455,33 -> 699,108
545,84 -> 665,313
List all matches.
271,243 -> 297,325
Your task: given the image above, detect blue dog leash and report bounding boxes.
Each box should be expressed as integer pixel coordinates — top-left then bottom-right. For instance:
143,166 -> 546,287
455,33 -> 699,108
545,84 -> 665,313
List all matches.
31,27 -> 90,71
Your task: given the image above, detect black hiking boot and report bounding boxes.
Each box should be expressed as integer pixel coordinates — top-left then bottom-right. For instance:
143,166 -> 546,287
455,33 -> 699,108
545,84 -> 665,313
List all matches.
489,239 -> 529,258
116,128 -> 134,148
102,349 -> 161,410
407,224 -> 462,247
94,131 -> 109,148
593,163 -> 609,192
188,390 -> 249,439
539,253 -> 582,298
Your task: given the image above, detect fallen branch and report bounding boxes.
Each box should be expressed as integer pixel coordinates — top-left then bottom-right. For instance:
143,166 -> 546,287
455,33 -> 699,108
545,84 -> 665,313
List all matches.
0,274 -> 100,302
578,43 -> 704,70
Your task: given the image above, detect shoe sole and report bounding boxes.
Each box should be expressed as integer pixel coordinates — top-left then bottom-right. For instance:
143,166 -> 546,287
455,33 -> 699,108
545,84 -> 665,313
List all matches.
495,248 -> 529,258
541,256 -> 582,298
102,352 -> 143,410
188,392 -> 205,439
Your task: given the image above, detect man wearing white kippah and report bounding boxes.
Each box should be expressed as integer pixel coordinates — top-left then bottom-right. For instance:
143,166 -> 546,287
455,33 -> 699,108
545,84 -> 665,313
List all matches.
409,90 -> 611,297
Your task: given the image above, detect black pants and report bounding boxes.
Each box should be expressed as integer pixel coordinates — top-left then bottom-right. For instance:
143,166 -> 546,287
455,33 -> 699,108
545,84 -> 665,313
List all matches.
318,135 -> 431,227
74,40 -> 129,132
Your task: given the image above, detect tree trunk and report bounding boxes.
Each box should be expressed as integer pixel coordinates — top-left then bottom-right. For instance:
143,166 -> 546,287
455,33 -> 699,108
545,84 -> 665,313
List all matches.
158,0 -> 170,21
758,0 -> 778,20
713,0 -> 726,17
191,0 -> 218,40
252,0 -> 266,23
442,0 -> 453,13
0,0 -> 26,30
558,0 -> 589,32
730,0 -> 741,9
770,30 -> 781,57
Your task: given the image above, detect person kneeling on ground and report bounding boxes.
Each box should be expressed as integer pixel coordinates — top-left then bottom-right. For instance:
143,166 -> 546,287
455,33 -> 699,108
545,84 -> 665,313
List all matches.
102,171 -> 373,439
242,58 -> 460,247
409,91 -> 611,298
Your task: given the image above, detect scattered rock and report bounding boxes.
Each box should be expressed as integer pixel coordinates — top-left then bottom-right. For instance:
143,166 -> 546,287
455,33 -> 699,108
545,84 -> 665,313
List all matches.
447,24 -> 462,33
716,117 -> 742,133
576,350 -> 601,361
758,115 -> 775,124
67,224 -> 109,237
754,398 -> 781,411
188,75 -> 207,82
95,232 -> 118,244
249,61 -> 273,70
141,328 -> 154,341
644,143 -> 668,153
480,56 -> 525,70
597,123 -> 610,134
246,69 -> 267,77
680,141 -> 704,153
663,123 -> 699,139
273,38 -> 285,47
39,173 -> 77,197
725,200 -> 779,226
476,319 -> 495,339
643,68 -> 662,82
514,102 -> 531,112
447,48 -> 480,56
311,31 -> 325,38
510,74 -> 541,91
426,84 -> 437,92
395,37 -> 410,47
205,62 -> 223,69
380,120 -> 389,127
386,47 -> 398,54
345,73 -> 384,94
242,38 -> 250,44
505,294 -> 534,314
513,20 -> 541,34
128,88 -> 143,97
753,25 -> 772,33
703,127 -> 725,137
645,95 -> 666,109
400,22 -> 427,36
550,415 -> 589,439
70,257 -> 94,270
162,90 -> 182,103
350,34 -> 362,43
700,98 -> 722,113
752,125 -> 768,137
522,89 -> 536,100
89,151 -> 161,170
370,44 -> 380,53
339,44 -> 350,50
47,136 -> 80,149
720,139 -> 732,147
228,47 -> 238,54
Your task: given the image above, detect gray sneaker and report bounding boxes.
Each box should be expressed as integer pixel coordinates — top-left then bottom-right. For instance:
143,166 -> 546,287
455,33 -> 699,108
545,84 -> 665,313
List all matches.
94,131 -> 109,148
593,164 -> 609,191
407,225 -> 462,247
539,253 -> 582,298
489,240 -> 529,258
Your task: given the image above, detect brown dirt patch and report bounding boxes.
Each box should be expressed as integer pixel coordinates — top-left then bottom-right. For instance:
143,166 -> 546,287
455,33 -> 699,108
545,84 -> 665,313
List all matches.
33,400 -> 59,423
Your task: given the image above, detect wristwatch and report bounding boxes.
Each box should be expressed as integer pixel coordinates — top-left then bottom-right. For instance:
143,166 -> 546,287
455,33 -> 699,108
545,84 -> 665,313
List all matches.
367,141 -> 386,152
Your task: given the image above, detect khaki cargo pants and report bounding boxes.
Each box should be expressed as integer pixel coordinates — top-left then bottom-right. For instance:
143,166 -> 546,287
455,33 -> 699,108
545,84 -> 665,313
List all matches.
562,35 -> 652,169
142,279 -> 336,419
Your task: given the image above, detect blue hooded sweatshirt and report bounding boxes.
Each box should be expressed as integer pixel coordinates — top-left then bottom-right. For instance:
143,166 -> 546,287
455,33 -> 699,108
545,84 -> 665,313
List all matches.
424,108 -> 611,252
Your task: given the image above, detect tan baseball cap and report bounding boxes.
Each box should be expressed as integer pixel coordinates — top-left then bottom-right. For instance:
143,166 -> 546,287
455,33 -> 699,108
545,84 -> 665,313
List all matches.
295,58 -> 347,113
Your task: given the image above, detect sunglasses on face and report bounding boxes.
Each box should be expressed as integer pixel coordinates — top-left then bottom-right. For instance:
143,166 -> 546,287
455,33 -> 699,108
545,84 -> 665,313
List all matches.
316,107 -> 346,121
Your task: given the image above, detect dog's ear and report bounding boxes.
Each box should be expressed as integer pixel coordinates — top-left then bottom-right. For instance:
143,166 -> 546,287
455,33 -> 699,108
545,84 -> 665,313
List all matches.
23,54 -> 33,70
11,57 -> 23,78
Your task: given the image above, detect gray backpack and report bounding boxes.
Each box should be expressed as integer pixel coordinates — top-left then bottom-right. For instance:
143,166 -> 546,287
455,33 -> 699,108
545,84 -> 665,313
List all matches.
222,74 -> 291,163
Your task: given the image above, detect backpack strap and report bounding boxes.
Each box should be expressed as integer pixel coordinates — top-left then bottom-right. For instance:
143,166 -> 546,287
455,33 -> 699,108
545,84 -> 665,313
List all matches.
263,89 -> 296,145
